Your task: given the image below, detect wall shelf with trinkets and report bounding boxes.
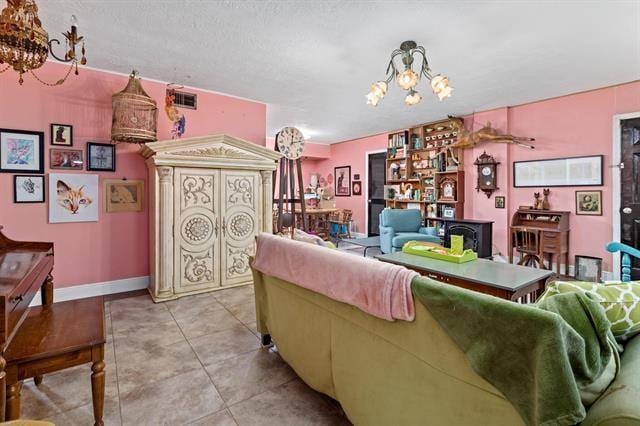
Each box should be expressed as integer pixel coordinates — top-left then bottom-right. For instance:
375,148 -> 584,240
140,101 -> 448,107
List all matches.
385,117 -> 465,225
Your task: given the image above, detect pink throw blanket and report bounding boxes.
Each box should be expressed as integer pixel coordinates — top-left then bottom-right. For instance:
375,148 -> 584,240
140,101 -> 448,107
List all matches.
251,233 -> 417,321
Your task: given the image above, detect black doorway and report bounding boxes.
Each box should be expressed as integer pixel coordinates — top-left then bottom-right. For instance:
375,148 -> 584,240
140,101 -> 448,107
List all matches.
620,117 -> 640,279
367,152 -> 386,236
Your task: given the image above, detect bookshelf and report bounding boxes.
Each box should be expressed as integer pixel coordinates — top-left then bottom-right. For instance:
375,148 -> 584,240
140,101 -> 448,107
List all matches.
384,118 -> 465,225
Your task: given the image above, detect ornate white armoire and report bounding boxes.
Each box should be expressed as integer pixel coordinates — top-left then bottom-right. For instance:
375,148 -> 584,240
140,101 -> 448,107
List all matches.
141,134 -> 281,302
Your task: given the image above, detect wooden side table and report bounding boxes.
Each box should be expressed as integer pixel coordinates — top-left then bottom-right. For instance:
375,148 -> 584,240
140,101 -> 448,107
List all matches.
4,297 -> 106,426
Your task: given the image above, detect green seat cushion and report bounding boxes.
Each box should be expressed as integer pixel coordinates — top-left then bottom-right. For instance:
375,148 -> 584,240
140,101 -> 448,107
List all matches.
538,281 -> 640,342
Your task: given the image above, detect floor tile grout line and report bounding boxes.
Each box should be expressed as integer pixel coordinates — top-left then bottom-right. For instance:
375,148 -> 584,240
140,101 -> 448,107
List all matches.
166,301 -> 234,421
186,407 -> 239,426
107,300 -> 125,426
219,301 -> 260,340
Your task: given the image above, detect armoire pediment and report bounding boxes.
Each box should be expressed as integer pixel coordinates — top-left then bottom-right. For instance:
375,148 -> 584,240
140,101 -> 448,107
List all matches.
141,134 -> 282,170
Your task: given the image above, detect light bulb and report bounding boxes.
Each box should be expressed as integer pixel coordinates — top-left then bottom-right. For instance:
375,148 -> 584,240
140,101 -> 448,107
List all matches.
70,15 -> 79,29
431,74 -> 449,93
396,69 -> 419,90
366,91 -> 380,106
437,86 -> 453,101
371,81 -> 388,98
404,90 -> 421,106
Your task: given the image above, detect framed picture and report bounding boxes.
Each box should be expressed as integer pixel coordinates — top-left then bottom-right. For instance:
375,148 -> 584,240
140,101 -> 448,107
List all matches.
575,190 -> 602,215
87,142 -> 116,171
104,179 -> 144,213
14,175 -> 45,203
49,173 -> 99,223
352,181 -> 362,196
50,148 -> 84,170
0,128 -> 44,174
334,166 -> 351,197
513,155 -> 603,187
442,207 -> 455,218
575,255 -> 602,282
50,124 -> 73,146
495,196 -> 505,209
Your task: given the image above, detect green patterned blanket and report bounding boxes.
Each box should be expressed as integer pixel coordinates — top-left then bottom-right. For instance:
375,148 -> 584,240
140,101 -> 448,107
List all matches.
412,277 -> 620,426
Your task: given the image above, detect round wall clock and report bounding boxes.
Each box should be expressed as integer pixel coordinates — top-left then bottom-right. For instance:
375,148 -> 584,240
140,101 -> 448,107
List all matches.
276,127 -> 305,160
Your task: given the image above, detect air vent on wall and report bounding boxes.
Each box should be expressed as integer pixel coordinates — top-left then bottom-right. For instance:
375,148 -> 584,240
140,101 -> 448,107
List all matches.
168,90 -> 197,109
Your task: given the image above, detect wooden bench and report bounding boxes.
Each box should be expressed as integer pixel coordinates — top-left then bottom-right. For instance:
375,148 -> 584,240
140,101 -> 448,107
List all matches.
4,297 -> 106,426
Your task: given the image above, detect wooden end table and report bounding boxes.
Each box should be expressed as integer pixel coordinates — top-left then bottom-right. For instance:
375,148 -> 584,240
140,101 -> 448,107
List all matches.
4,297 -> 106,425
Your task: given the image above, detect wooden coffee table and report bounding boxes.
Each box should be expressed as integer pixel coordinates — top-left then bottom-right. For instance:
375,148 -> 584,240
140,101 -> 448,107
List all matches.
375,252 -> 554,302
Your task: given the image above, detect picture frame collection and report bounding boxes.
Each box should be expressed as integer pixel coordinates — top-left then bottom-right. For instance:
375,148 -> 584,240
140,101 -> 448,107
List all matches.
2,125 -> 143,219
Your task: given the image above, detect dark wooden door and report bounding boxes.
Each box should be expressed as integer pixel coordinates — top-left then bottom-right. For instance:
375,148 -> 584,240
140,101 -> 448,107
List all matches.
620,117 -> 640,279
368,152 -> 386,236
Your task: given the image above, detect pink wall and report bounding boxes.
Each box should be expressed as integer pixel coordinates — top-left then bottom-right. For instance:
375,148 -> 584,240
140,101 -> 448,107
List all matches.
314,81 -> 640,272
313,134 -> 389,232
0,61 -> 266,288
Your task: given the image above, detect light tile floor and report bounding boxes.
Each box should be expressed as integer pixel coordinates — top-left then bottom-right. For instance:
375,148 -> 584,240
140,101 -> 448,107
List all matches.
20,285 -> 350,425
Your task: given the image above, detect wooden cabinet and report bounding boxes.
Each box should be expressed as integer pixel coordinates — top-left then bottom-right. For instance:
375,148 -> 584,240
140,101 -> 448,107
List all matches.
142,134 -> 281,302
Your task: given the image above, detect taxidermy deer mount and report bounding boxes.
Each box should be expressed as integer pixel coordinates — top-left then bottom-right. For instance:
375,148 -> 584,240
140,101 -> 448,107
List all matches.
447,116 -> 535,150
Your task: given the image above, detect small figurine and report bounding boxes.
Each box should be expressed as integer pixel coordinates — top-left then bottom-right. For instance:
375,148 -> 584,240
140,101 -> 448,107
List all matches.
403,183 -> 414,200
533,192 -> 543,210
542,188 -> 551,210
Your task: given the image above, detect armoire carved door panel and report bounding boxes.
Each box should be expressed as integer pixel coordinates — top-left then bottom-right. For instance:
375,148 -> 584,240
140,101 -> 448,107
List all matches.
221,170 -> 261,286
174,168 -> 221,293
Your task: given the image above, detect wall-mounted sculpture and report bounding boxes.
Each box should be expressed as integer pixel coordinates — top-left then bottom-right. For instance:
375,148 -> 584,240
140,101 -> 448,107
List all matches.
448,116 -> 535,150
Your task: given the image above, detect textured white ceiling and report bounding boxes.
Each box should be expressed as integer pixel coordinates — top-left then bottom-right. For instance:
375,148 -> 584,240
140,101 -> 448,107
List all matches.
37,1 -> 640,144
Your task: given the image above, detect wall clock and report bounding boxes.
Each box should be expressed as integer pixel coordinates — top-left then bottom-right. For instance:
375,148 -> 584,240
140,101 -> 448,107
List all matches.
276,127 -> 305,160
438,177 -> 456,201
473,151 -> 499,198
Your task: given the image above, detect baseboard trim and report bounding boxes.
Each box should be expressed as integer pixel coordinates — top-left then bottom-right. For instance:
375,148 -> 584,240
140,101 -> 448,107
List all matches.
30,276 -> 149,307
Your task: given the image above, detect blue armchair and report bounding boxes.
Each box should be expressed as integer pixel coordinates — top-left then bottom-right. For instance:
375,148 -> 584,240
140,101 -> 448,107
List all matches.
379,208 -> 440,253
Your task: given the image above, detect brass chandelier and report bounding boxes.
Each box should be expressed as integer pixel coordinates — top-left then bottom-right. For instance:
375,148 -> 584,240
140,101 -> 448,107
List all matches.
0,0 -> 86,85
366,40 -> 452,107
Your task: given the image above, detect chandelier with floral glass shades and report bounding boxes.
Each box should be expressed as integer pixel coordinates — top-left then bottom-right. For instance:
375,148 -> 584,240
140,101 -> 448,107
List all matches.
366,40 -> 452,107
0,0 -> 86,85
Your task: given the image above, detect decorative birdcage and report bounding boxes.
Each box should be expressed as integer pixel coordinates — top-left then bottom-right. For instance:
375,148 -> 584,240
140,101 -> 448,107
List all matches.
111,71 -> 158,143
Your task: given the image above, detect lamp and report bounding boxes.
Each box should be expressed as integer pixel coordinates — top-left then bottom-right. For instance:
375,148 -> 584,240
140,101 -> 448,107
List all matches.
366,40 -> 452,107
0,0 -> 87,85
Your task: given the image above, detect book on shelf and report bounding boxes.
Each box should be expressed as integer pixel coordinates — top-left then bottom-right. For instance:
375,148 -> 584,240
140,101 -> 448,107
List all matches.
388,133 -> 407,148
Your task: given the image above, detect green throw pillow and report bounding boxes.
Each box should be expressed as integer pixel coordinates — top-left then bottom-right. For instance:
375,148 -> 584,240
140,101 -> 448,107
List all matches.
538,281 -> 640,342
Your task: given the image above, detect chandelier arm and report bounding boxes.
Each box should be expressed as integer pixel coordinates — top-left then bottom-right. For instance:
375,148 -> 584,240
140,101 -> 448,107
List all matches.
47,39 -> 72,63
411,49 -> 432,79
29,62 -> 75,87
386,49 -> 405,79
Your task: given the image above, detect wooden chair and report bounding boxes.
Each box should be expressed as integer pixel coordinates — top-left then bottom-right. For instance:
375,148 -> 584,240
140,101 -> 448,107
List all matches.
512,228 -> 542,268
329,209 -> 353,240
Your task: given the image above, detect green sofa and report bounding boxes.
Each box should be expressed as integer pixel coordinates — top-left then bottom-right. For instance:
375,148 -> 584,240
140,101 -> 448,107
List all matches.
252,270 -> 640,425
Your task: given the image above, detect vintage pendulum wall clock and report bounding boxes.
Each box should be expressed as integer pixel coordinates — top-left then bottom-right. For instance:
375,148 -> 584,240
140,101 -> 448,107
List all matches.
273,127 -> 308,233
474,151 -> 499,198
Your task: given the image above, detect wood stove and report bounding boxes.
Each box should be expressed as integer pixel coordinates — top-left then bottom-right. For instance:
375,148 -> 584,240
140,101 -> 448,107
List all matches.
442,219 -> 494,258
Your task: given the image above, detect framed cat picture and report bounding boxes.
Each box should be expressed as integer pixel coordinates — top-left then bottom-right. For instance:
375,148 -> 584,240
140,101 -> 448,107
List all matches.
49,173 -> 99,223
104,179 -> 144,213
